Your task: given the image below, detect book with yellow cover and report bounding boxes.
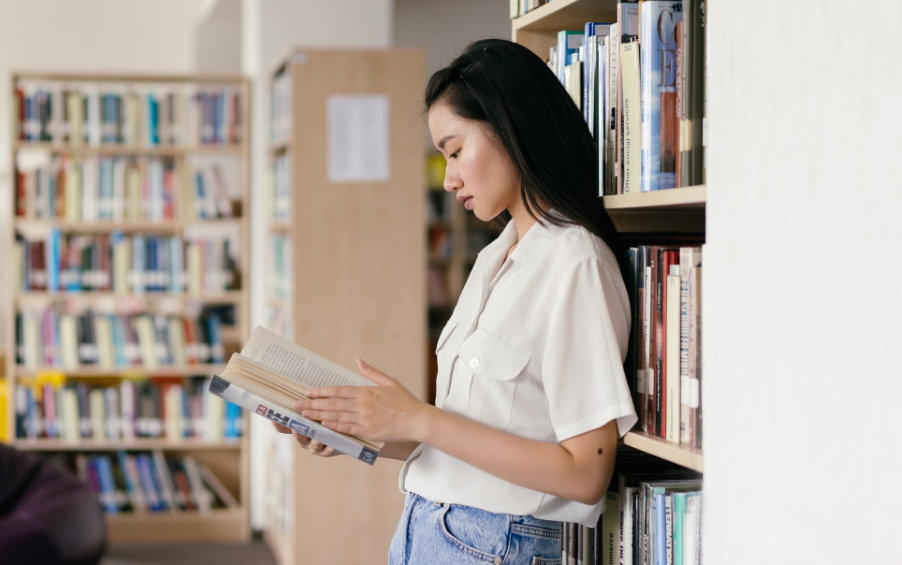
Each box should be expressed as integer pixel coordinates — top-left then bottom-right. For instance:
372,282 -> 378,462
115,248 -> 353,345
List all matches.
208,326 -> 381,464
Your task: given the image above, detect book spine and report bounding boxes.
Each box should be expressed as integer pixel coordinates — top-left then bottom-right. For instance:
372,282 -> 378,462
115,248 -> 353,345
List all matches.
640,2 -> 684,192
688,0 -> 706,186
675,20 -> 685,188
666,264 -> 681,443
620,39 -> 641,193
636,246 -> 649,428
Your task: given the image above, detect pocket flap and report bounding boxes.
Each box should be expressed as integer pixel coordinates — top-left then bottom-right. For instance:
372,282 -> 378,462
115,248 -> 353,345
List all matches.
456,329 -> 530,381
435,320 -> 458,353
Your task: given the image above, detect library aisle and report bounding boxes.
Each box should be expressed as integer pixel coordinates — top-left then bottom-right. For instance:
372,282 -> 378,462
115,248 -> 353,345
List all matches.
1,2 -> 899,565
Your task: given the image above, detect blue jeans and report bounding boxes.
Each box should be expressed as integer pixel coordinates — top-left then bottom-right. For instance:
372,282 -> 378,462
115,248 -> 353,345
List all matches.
389,492 -> 563,565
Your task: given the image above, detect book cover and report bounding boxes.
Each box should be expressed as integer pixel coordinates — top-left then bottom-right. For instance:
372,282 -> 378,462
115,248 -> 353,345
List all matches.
209,374 -> 377,465
640,2 -> 683,192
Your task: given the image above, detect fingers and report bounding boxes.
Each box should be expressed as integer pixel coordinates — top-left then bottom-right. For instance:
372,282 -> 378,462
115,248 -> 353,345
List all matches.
321,420 -> 364,437
272,421 -> 293,434
355,358 -> 396,386
295,397 -> 357,414
306,386 -> 358,399
308,440 -> 338,457
291,430 -> 312,447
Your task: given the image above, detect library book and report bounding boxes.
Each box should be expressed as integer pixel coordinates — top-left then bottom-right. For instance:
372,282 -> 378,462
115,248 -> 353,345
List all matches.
208,326 -> 382,465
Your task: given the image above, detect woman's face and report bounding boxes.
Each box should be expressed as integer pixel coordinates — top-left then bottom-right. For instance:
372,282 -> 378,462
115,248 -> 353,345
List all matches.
428,100 -> 520,222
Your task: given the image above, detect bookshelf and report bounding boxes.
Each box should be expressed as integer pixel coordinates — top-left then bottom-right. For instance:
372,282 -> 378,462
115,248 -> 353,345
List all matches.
512,1 -> 706,561
262,48 -> 426,565
5,72 -> 252,543
512,3 -> 705,474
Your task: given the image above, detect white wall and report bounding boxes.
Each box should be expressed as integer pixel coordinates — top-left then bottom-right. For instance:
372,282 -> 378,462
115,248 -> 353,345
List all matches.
703,1 -> 902,563
194,0 -> 242,73
394,0 -> 510,78
0,0 -> 203,346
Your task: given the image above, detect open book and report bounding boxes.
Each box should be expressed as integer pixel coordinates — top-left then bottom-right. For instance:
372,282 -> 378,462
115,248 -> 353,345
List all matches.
207,326 -> 382,465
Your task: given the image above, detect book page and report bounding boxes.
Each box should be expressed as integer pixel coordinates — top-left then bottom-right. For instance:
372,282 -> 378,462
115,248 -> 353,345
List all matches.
240,326 -> 373,389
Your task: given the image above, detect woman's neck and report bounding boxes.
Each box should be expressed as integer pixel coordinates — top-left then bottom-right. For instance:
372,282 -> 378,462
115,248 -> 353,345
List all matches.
508,200 -> 541,244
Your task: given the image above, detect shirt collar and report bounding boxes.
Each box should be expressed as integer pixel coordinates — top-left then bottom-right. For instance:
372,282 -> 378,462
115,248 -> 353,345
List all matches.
478,209 -> 566,273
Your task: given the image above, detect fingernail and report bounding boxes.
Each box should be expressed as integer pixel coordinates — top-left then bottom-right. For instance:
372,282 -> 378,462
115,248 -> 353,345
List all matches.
307,390 -> 317,398
357,358 -> 368,369
301,410 -> 308,417
323,421 -> 332,428
295,400 -> 308,410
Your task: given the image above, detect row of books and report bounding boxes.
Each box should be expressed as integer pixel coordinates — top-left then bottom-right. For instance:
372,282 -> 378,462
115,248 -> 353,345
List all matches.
73,450 -> 239,515
15,156 -> 238,221
612,472 -> 702,565
509,0 -> 551,18
14,232 -> 240,294
270,70 -> 293,143
546,0 -> 705,195
269,152 -> 291,221
15,307 -> 231,370
267,235 -> 293,302
623,245 -> 703,447
15,377 -> 242,442
15,82 -> 244,146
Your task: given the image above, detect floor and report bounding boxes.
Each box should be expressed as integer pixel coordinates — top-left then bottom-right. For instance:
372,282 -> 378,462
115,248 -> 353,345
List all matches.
102,540 -> 277,565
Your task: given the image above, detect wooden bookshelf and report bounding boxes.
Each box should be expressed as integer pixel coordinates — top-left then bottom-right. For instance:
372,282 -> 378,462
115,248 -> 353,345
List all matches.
13,218 -> 243,233
13,364 -> 226,378
603,185 -> 706,232
511,0 -> 705,470
6,72 -> 252,543
15,439 -> 241,451
15,142 -> 244,156
513,0 -> 617,59
261,48 -> 425,565
106,509 -> 246,543
622,431 -> 704,473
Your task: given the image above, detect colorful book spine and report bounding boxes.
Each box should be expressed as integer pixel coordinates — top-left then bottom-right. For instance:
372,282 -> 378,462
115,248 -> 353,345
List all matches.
640,2 -> 683,192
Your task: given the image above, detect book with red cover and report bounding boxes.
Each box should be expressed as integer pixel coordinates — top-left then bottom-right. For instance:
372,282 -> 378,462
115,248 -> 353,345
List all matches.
656,248 -> 679,437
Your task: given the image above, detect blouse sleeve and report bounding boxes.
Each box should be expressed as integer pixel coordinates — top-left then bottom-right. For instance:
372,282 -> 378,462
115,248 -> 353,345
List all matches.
541,256 -> 638,442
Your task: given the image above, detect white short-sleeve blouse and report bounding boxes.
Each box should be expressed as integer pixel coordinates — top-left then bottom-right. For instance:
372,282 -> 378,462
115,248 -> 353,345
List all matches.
400,215 -> 638,527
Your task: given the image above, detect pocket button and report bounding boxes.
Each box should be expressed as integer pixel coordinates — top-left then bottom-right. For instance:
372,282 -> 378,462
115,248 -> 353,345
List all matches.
470,357 -> 480,369
493,558 -> 502,565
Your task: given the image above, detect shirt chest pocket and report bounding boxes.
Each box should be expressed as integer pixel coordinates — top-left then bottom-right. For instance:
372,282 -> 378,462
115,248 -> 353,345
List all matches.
456,329 -> 530,430
434,320 -> 461,407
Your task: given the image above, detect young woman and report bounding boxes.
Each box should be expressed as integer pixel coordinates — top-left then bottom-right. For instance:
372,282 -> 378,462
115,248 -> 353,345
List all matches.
273,39 -> 637,565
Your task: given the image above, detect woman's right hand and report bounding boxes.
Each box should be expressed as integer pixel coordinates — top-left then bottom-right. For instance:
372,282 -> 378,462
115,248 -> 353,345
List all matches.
271,421 -> 340,458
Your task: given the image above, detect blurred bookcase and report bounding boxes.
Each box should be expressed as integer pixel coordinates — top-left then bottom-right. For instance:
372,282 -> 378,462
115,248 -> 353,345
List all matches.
262,49 -> 426,565
6,72 -> 252,542
424,154 -> 503,403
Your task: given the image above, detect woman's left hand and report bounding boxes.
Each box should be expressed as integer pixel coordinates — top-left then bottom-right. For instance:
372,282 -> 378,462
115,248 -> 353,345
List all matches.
296,359 -> 431,443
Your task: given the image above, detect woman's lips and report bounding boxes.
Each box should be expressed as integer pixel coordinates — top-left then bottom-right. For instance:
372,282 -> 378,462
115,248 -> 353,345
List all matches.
463,196 -> 474,210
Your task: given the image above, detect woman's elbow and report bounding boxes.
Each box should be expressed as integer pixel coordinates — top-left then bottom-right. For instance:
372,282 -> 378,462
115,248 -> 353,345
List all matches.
573,476 -> 610,506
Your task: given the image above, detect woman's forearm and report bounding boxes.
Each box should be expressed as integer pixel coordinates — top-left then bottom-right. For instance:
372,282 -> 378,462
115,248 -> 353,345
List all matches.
415,405 -> 617,505
379,440 -> 420,461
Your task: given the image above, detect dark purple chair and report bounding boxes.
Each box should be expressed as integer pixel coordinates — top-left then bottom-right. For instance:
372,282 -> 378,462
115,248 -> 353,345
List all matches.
0,443 -> 106,565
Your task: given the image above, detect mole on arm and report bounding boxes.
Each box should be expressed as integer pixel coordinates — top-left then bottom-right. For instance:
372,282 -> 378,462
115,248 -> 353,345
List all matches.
597,448 -> 603,455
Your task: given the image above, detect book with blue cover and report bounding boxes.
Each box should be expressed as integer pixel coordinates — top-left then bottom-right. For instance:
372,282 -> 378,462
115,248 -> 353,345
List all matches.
640,1 -> 683,192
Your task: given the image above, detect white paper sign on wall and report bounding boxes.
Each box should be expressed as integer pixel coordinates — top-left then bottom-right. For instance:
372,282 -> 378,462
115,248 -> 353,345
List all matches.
327,94 -> 390,183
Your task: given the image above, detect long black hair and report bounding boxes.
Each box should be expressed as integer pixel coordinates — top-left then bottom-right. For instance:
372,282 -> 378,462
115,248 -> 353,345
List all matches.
425,38 -> 620,255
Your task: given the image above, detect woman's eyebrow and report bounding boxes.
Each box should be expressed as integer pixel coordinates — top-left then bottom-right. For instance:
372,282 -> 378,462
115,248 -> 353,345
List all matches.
437,135 -> 457,150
